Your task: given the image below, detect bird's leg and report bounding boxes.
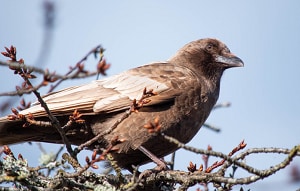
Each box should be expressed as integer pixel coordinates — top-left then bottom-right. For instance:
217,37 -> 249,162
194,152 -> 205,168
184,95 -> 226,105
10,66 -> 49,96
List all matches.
138,146 -> 168,171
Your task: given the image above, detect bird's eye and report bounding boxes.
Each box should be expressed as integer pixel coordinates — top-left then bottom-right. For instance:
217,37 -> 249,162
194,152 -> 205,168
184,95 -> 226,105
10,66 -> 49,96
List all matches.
205,44 -> 214,51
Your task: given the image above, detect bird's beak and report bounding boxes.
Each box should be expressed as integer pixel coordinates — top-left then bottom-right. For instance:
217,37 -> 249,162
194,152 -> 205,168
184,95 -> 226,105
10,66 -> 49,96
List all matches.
215,55 -> 244,68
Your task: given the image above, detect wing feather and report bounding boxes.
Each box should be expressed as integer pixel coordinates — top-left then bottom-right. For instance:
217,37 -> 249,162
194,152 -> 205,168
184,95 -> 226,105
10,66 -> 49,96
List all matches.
16,62 -> 195,118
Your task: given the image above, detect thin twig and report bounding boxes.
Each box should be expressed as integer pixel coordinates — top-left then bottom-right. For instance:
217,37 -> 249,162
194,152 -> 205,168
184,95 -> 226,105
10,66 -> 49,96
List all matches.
162,133 -> 300,177
24,77 -> 76,158
48,45 -> 103,93
203,123 -> 221,132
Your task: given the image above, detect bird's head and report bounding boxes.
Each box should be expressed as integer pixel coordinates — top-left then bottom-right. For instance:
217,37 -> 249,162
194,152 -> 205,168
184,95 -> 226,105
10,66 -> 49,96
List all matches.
169,38 -> 244,81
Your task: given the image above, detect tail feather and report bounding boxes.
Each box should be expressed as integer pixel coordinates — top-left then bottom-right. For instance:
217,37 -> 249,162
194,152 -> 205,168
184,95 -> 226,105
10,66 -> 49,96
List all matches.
0,116 -> 55,145
0,115 -> 96,146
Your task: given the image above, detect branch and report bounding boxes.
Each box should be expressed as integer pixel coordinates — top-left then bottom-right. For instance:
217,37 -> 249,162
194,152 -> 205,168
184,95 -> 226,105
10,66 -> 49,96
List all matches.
161,134 -> 300,177
47,44 -> 106,93
0,60 -> 100,97
1,46 -> 76,158
143,145 -> 300,188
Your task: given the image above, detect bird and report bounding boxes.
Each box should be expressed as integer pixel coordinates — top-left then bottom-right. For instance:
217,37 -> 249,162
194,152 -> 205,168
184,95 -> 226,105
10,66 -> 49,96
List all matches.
0,38 -> 243,171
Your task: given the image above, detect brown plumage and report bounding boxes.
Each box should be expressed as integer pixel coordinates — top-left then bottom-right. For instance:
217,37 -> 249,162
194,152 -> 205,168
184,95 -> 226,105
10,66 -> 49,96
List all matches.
0,38 -> 243,170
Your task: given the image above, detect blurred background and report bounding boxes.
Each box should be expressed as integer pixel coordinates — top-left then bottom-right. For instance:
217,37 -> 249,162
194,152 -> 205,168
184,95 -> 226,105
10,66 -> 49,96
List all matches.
1,1 -> 300,190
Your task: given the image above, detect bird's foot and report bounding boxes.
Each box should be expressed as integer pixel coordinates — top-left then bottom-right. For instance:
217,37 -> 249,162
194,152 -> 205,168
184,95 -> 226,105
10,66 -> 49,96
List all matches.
138,162 -> 168,179
137,146 -> 169,178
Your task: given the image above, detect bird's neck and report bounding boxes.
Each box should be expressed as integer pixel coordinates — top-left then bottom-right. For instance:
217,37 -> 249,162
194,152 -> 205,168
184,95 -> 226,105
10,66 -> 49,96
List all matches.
201,74 -> 221,102
200,71 -> 224,92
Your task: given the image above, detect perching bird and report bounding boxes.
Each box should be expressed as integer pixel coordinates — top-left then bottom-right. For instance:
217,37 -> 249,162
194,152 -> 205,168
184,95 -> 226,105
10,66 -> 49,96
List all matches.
0,38 -> 243,171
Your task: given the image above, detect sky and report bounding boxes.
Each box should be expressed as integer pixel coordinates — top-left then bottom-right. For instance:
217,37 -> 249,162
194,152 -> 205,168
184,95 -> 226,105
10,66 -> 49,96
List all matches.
1,1 -> 300,190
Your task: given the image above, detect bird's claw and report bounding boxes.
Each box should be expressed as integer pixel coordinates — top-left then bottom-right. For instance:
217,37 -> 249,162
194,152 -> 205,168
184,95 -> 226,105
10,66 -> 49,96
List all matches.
138,163 -> 169,179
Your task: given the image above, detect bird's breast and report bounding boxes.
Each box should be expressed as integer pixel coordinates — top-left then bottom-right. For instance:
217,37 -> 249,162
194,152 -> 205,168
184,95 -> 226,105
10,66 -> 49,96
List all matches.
162,84 -> 218,144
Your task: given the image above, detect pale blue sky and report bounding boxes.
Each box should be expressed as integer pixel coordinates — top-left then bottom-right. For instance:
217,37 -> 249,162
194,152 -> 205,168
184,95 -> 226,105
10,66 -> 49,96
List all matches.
1,1 -> 300,190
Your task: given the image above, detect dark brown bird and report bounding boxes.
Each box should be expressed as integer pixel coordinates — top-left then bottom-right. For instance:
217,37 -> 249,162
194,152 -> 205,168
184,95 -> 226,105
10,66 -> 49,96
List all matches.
0,38 -> 243,171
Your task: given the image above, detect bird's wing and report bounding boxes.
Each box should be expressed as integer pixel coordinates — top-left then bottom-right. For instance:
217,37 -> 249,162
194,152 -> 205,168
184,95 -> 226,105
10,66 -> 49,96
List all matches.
14,62 -> 196,118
